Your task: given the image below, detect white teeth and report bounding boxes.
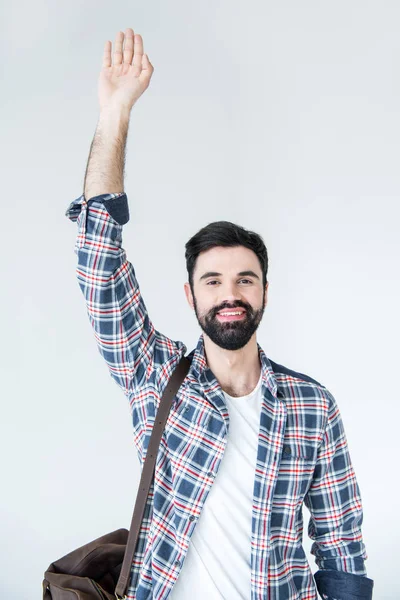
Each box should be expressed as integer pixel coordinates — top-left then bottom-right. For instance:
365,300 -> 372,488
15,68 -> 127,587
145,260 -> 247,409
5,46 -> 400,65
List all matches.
219,311 -> 243,316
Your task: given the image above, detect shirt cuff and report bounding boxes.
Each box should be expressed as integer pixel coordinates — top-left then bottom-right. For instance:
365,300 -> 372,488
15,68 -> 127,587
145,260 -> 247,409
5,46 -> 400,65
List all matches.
65,192 -> 130,225
314,570 -> 374,600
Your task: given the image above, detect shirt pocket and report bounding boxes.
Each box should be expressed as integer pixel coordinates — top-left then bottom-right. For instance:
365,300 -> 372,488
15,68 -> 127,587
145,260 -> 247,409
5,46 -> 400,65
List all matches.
280,442 -> 315,461
274,442 -> 316,507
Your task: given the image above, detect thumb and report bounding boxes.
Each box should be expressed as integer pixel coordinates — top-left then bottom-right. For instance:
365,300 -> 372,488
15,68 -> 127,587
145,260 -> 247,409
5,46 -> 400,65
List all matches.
139,53 -> 154,87
142,53 -> 153,71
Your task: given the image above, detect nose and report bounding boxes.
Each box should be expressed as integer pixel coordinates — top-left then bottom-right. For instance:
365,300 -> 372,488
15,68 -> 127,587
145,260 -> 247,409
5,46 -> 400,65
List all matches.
218,284 -> 245,306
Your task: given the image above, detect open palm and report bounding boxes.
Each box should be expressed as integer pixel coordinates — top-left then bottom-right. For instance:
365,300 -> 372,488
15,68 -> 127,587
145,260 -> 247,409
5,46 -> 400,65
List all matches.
98,28 -> 154,111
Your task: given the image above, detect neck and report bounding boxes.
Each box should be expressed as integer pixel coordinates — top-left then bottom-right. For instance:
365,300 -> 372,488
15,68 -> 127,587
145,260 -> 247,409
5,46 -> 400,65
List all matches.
202,334 -> 262,397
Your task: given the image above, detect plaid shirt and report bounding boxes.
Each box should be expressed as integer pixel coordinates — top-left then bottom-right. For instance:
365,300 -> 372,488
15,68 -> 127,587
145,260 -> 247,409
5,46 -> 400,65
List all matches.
66,192 -> 374,600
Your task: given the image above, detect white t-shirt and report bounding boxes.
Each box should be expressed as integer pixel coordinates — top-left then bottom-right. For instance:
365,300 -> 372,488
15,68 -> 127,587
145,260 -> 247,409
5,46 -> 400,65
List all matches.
170,372 -> 263,599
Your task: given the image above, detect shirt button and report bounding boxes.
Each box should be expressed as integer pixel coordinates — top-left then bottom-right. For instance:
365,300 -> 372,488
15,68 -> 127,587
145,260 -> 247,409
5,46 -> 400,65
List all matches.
284,445 -> 291,455
189,515 -> 195,522
207,471 -> 214,477
174,560 -> 181,567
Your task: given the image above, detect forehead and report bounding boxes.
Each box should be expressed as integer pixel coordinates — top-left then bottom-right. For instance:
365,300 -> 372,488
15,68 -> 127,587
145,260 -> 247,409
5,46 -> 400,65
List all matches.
194,246 -> 261,277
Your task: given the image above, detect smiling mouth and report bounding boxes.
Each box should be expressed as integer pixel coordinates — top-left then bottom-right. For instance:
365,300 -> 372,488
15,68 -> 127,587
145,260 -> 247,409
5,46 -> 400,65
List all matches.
216,311 -> 246,321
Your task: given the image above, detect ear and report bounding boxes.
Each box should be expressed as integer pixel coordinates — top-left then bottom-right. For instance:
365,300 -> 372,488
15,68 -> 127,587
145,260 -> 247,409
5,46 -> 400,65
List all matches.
263,281 -> 269,308
184,282 -> 194,310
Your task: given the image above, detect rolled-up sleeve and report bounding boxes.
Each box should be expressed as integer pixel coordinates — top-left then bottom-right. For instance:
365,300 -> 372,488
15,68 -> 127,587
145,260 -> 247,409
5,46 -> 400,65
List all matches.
304,390 -> 374,599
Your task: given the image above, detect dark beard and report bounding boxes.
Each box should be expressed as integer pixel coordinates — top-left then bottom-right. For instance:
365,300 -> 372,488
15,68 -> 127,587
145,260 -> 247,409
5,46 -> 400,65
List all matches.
192,291 -> 266,351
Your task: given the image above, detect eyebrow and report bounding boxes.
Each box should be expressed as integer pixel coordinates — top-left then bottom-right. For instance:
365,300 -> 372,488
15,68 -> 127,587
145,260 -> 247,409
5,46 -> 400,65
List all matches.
199,270 -> 260,281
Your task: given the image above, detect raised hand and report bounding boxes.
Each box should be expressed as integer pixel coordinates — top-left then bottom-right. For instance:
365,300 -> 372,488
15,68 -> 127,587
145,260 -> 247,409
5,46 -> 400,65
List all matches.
98,28 -> 154,112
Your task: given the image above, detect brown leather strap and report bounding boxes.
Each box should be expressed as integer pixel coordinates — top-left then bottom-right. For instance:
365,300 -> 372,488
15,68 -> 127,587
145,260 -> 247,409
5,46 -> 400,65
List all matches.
42,579 -> 51,599
115,355 -> 191,598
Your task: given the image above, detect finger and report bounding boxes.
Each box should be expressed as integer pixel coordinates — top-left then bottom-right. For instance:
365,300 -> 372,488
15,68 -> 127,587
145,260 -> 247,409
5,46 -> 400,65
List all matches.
141,53 -> 152,71
102,41 -> 112,68
132,33 -> 143,71
114,30 -> 124,66
139,54 -> 154,84
123,28 -> 135,65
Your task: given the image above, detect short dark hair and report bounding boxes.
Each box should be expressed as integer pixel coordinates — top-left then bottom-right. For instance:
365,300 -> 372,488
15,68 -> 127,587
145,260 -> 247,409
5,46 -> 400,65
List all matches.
185,221 -> 268,290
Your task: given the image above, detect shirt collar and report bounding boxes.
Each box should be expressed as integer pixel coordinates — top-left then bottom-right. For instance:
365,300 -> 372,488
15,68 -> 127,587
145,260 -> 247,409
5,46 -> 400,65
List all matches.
187,334 -> 279,400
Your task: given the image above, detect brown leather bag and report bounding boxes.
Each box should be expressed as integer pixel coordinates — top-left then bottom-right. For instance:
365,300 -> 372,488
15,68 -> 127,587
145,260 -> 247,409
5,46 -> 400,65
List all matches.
42,356 -> 191,600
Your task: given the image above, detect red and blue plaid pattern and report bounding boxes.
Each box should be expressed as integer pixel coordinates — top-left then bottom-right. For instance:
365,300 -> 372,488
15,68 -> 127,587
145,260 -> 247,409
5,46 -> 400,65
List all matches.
66,193 -> 373,600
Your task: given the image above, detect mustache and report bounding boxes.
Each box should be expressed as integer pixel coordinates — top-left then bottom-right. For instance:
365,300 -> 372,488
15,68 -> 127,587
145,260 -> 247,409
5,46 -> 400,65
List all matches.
210,302 -> 251,318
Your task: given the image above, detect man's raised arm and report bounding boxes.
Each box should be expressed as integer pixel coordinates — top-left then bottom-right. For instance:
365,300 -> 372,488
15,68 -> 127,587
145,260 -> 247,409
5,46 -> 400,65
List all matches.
65,29 -> 186,397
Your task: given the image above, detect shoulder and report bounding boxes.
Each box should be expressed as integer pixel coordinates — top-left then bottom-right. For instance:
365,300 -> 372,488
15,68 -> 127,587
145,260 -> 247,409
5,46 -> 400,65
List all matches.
268,358 -> 324,387
268,358 -> 337,439
268,357 -> 334,413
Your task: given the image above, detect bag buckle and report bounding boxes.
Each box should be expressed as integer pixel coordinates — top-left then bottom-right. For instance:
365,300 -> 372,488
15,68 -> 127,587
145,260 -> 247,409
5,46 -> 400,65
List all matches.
115,594 -> 127,600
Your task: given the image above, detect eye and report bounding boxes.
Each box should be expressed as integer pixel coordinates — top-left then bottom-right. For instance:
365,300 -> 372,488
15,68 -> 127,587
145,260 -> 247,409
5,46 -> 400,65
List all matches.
206,279 -> 253,285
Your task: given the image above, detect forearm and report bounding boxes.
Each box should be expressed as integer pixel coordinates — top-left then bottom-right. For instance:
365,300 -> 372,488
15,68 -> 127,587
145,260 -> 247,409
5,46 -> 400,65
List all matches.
83,106 -> 131,200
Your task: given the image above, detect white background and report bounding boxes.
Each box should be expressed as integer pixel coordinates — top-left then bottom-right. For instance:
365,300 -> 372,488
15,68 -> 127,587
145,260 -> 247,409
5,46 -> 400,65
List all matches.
1,1 -> 398,598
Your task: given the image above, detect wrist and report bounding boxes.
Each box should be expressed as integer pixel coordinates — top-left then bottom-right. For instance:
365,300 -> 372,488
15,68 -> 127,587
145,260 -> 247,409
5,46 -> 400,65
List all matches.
96,104 -> 131,140
99,102 -> 132,121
